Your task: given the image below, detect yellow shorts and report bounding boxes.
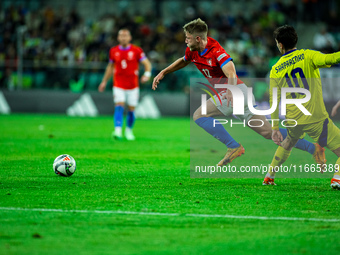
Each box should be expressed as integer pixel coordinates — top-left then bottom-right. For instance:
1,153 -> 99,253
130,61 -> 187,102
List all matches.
287,118 -> 340,151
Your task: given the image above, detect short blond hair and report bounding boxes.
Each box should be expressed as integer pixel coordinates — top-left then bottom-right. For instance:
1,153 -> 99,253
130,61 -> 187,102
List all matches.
183,18 -> 208,39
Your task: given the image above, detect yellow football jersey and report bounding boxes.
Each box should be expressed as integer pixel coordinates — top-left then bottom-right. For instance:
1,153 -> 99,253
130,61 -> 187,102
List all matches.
270,49 -> 331,129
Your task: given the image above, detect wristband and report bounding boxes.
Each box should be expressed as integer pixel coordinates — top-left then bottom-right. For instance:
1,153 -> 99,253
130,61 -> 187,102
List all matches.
143,71 -> 151,77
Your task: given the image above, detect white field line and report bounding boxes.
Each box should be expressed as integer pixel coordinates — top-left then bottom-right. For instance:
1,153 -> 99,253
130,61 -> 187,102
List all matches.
0,207 -> 339,223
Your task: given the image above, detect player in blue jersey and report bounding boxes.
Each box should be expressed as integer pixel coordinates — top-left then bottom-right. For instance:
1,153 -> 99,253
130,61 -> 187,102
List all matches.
264,25 -> 340,189
152,18 -> 325,168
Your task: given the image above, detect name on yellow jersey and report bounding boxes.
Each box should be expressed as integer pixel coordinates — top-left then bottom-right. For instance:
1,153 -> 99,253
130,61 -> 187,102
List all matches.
275,53 -> 305,73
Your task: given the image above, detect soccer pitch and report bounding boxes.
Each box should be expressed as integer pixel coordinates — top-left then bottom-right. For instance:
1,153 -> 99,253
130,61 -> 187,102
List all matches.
0,114 -> 339,255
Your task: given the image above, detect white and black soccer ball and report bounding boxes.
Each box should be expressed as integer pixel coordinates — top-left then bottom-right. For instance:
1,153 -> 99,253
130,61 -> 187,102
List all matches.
53,154 -> 76,177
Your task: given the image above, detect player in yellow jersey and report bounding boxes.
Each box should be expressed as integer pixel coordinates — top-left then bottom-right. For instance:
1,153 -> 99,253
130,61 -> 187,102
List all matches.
263,25 -> 340,189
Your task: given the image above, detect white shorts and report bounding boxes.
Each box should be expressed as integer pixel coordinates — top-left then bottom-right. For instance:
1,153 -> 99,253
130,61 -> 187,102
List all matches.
113,87 -> 140,107
209,83 -> 255,122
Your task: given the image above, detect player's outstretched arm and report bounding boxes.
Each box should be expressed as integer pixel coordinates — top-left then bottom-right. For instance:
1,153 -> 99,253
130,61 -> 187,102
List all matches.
98,63 -> 114,92
140,58 -> 152,84
331,100 -> 340,117
152,57 -> 190,90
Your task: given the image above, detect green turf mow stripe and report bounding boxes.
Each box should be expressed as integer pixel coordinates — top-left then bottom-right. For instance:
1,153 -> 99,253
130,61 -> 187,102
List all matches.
1,207 -> 339,222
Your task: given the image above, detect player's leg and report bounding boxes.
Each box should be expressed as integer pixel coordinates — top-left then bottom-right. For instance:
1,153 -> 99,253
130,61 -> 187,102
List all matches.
193,99 -> 240,149
278,128 -> 318,156
113,102 -> 124,139
124,87 -> 139,141
246,115 -> 324,164
330,147 -> 340,189
319,118 -> 340,189
193,97 -> 244,166
113,87 -> 125,140
195,83 -> 257,166
245,81 -> 316,155
125,105 -> 136,141
263,127 -> 302,185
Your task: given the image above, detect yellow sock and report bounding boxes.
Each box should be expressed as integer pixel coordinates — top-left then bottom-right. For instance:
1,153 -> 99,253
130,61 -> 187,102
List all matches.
334,157 -> 340,179
268,146 -> 291,177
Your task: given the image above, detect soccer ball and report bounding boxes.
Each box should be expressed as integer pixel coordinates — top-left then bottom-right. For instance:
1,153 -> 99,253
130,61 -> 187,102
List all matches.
53,154 -> 76,177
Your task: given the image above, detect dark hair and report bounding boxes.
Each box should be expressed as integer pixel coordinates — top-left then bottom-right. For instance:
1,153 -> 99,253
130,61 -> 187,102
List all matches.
274,25 -> 298,50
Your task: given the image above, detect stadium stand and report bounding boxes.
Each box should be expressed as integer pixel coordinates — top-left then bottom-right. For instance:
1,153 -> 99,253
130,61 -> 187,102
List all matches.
0,0 -> 339,91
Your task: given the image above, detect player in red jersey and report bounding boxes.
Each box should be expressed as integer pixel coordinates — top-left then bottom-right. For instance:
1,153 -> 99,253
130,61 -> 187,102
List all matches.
152,18 -> 325,166
99,28 -> 152,140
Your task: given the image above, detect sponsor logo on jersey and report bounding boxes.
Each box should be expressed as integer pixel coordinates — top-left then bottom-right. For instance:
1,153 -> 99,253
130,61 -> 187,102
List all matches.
207,59 -> 212,66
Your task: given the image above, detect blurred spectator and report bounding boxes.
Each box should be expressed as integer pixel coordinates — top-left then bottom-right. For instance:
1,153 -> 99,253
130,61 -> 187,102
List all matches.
56,42 -> 74,66
313,26 -> 337,53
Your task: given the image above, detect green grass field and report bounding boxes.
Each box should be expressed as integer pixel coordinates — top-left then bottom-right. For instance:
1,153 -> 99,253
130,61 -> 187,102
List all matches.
0,114 -> 339,255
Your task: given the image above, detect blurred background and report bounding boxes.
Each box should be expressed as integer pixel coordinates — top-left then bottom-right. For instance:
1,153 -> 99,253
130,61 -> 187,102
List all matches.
1,0 -> 340,117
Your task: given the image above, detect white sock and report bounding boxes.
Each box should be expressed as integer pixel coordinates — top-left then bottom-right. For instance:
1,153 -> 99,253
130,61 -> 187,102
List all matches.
265,172 -> 275,179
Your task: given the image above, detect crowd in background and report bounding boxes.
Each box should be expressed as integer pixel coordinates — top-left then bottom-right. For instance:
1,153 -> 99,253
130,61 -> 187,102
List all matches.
1,0 -> 340,90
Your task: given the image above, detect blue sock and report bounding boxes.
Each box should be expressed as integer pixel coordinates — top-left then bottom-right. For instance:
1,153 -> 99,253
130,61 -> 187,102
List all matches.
126,111 -> 135,128
114,105 -> 124,127
279,128 -> 315,155
195,117 -> 239,148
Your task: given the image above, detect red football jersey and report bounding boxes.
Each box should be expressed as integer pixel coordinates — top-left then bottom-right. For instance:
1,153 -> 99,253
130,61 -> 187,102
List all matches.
109,44 -> 146,89
184,37 -> 244,89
